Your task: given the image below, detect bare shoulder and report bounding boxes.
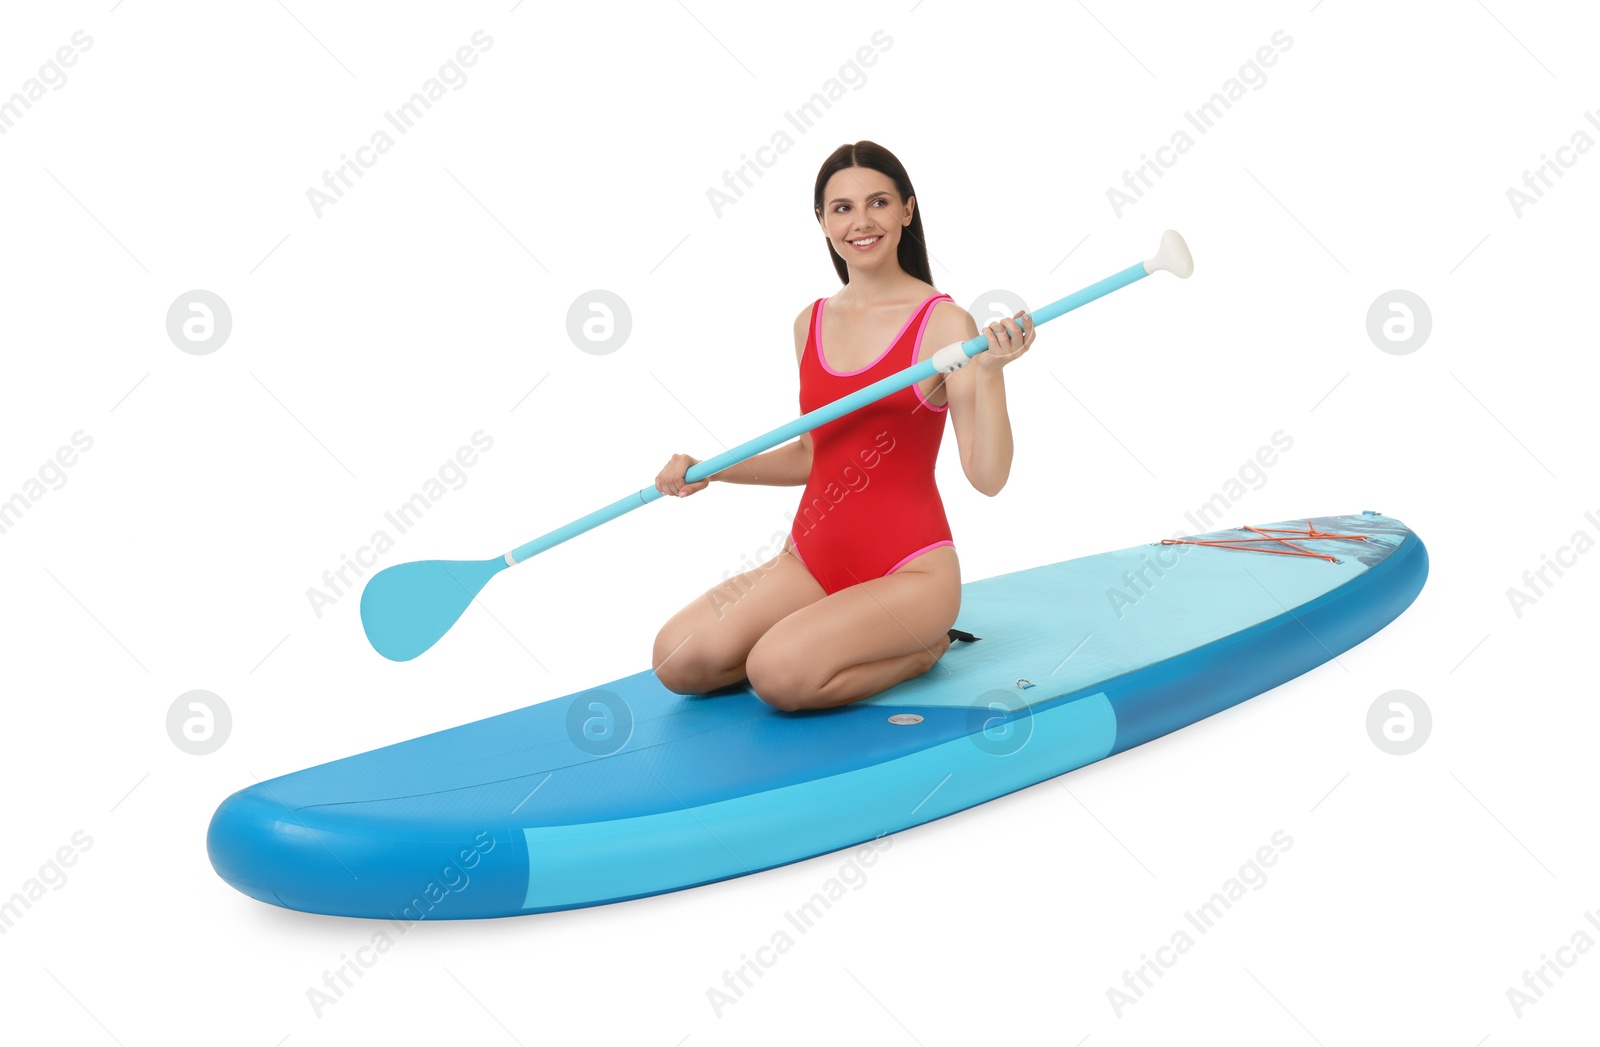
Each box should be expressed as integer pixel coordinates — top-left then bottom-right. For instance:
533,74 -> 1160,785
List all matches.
927,298 -> 979,348
792,303 -> 819,451
793,301 -> 817,363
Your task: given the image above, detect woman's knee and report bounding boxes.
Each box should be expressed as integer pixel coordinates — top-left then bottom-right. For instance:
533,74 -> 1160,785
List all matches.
745,633 -> 815,711
652,621 -> 705,694
654,556 -> 823,698
653,614 -> 753,695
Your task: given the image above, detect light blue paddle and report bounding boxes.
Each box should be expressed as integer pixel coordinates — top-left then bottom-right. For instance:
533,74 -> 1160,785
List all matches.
360,230 -> 1194,660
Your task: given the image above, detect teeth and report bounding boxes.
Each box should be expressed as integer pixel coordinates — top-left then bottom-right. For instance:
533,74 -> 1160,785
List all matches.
850,236 -> 880,246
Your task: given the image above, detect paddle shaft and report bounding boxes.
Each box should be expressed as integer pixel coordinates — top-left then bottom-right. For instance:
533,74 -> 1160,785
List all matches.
505,260 -> 1152,565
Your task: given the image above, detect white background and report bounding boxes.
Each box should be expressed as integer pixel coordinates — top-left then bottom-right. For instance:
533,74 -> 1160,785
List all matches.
1,0 -> 1595,1043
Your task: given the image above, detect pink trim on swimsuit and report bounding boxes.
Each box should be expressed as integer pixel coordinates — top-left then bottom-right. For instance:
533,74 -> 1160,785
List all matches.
909,301 -> 950,413
884,539 -> 955,576
816,293 -> 949,377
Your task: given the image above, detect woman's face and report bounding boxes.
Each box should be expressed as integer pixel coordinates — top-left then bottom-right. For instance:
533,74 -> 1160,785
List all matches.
817,166 -> 913,270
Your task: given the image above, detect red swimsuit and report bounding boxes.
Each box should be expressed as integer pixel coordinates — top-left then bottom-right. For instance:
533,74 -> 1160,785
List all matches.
788,292 -> 955,596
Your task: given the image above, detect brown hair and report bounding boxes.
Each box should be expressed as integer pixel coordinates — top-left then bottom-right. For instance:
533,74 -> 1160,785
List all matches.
812,141 -> 934,287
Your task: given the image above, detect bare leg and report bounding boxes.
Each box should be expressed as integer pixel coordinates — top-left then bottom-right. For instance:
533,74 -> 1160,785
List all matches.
746,546 -> 960,711
651,540 -> 825,695
805,633 -> 953,709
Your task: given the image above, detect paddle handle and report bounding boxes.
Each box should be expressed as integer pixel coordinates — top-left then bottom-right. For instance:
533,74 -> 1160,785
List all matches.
504,232 -> 1191,566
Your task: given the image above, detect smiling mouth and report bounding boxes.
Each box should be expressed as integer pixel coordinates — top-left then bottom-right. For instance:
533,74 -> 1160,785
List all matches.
848,236 -> 881,249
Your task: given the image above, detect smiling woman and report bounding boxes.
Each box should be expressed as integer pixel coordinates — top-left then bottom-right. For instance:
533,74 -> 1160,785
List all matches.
653,140 -> 1037,712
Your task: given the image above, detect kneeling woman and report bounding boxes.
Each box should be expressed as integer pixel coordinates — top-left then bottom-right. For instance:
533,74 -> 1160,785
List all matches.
652,140 -> 1034,712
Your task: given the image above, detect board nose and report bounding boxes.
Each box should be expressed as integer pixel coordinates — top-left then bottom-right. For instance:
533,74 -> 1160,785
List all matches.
207,785 -> 313,909
208,784 -> 531,920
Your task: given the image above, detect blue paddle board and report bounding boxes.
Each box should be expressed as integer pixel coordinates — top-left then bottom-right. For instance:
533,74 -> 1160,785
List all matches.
208,511 -> 1427,919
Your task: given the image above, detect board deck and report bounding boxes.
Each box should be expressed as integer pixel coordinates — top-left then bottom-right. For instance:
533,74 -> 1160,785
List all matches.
208,512 -> 1428,919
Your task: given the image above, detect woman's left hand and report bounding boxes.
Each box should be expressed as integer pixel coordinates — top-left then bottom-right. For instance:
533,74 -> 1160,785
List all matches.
976,310 -> 1035,372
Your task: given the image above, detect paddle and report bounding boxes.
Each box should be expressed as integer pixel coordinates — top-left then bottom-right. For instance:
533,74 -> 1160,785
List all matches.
360,230 -> 1194,660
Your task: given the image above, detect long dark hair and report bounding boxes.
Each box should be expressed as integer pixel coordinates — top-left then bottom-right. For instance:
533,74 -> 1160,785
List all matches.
812,141 -> 934,287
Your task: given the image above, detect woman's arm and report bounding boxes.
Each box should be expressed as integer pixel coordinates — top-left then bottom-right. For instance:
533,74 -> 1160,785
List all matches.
932,301 -> 1034,497
713,304 -> 817,486
706,435 -> 811,486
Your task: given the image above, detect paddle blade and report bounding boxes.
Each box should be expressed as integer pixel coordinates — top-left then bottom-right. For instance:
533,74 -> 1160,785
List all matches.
360,557 -> 508,661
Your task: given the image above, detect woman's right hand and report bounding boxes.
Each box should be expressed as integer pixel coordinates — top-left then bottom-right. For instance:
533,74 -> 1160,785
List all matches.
656,453 -> 711,498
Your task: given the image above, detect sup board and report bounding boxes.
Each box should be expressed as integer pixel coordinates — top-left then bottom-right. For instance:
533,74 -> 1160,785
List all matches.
208,511 -> 1427,919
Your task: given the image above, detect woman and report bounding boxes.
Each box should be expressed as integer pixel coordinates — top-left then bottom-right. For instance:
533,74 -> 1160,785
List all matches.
652,140 -> 1034,712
